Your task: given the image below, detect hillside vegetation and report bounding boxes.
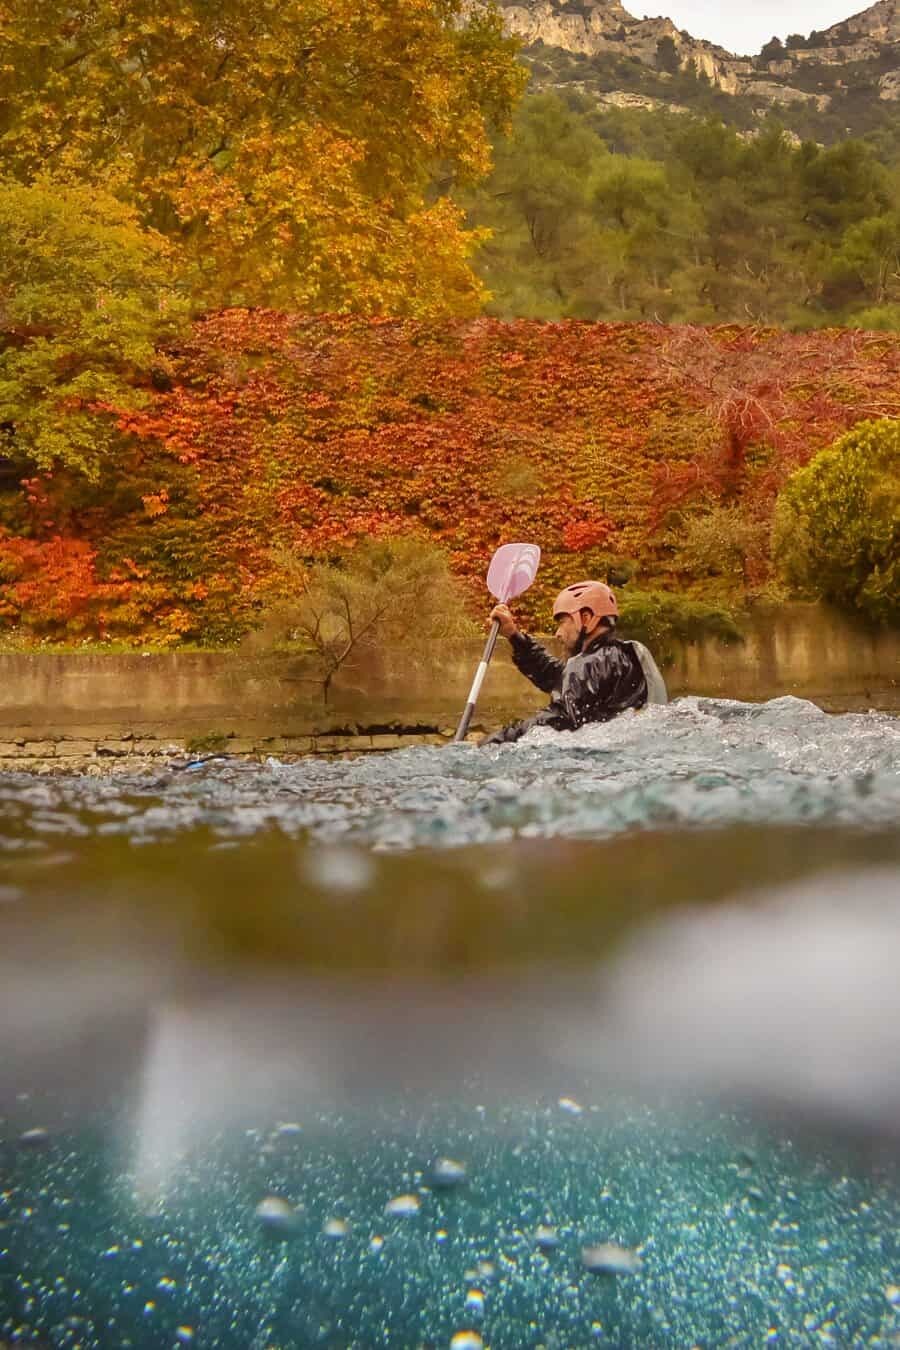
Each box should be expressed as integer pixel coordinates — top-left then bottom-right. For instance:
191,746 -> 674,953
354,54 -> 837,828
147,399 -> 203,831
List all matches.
465,94 -> 900,328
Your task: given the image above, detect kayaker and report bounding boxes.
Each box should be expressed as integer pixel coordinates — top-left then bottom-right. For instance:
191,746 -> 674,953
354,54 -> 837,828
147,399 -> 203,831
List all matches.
482,580 -> 667,746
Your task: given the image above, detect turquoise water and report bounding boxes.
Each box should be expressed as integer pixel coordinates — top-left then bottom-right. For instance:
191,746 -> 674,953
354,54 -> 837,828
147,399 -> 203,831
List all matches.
2,696 -> 900,1347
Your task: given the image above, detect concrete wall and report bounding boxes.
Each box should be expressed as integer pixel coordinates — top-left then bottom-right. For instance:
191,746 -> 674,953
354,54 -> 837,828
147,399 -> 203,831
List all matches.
0,605 -> 896,749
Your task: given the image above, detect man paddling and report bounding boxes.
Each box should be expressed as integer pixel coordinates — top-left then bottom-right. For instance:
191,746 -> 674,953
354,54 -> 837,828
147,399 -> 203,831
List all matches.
482,580 -> 667,746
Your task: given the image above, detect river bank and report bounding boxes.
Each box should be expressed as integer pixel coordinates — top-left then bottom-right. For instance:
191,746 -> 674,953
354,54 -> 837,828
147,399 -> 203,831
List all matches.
0,603 -> 896,773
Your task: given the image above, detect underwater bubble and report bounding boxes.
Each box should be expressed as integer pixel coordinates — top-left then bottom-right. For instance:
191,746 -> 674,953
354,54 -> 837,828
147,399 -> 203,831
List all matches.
322,1217 -> 350,1238
450,1334 -> 483,1350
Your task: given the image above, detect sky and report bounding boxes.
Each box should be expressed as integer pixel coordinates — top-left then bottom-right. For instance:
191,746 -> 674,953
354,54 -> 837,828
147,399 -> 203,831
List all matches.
636,2 -> 863,56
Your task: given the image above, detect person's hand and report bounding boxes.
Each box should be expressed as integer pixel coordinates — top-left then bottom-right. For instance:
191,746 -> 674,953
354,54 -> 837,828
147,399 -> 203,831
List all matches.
490,603 -> 519,639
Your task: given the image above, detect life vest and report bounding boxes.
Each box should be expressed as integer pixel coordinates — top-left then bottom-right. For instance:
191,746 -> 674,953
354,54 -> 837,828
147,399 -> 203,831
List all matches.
627,640 -> 669,706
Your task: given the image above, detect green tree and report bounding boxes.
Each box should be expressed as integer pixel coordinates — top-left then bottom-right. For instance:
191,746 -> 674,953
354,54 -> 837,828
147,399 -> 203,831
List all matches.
759,36 -> 786,66
824,212 -> 900,311
0,179 -> 188,479
0,0 -> 526,316
800,141 -> 890,233
465,93 -> 611,317
772,419 -> 900,622
656,36 -> 681,75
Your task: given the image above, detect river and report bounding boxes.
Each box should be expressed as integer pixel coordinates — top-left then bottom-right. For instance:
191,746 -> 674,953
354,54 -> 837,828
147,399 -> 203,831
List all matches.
1,696 -> 899,1348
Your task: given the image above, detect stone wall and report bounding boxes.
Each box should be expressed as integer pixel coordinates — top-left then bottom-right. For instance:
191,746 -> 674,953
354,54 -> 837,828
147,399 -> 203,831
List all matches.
0,604 -> 896,771
0,729 -> 452,775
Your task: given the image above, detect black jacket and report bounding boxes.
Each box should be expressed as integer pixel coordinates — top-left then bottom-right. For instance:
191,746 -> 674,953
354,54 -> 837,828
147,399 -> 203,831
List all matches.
483,630 -> 648,746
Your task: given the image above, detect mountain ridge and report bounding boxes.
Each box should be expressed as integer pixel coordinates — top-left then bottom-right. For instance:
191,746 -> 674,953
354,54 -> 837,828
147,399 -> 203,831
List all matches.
491,0 -> 900,111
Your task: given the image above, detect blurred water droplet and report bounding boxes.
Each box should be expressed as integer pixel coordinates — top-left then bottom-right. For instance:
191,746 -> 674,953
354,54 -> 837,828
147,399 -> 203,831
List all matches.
558,1097 -> 583,1116
304,846 -> 373,893
581,1243 -> 643,1275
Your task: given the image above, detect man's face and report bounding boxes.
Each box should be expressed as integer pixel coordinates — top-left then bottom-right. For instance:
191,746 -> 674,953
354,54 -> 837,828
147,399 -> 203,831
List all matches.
554,611 -> 582,654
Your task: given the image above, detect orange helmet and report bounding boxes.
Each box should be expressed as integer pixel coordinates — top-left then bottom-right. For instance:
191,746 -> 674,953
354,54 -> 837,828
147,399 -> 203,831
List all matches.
552,580 -> 619,622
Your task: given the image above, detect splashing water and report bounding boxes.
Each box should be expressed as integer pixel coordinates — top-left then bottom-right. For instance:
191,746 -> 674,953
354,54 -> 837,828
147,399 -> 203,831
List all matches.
1,697 -> 897,851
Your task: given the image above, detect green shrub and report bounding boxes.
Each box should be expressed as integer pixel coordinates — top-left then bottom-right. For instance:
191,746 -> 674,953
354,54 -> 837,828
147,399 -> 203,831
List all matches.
772,418 -> 900,622
617,588 -> 743,664
673,505 -> 772,586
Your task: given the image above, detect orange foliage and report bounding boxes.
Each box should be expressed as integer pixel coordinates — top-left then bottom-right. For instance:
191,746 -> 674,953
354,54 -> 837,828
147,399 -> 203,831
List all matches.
4,314 -> 900,643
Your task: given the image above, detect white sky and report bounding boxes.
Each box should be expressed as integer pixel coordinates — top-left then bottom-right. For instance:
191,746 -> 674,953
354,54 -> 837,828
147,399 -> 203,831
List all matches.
636,2 -> 863,56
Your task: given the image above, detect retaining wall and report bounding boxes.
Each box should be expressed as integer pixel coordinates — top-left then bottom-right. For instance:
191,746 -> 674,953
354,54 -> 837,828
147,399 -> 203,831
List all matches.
0,604 -> 896,771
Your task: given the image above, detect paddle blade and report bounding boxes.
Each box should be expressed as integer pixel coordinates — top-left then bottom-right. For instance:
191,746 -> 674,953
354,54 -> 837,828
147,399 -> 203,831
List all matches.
486,542 -> 541,603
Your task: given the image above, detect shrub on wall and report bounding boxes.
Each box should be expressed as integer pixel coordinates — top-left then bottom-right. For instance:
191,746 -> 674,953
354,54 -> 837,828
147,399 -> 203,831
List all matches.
260,535 -> 478,702
772,418 -> 900,623
616,589 -> 743,665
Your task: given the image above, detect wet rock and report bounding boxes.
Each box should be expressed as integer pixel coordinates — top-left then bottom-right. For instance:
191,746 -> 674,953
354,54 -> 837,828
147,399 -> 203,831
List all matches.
18,1127 -> 50,1148
534,1224 -> 560,1252
429,1157 -> 467,1189
254,1195 -> 302,1235
581,1243 -> 643,1275
385,1193 -> 421,1216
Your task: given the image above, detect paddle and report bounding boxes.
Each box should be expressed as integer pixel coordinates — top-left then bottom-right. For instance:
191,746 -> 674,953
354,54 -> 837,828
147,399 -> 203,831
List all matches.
453,542 -> 541,744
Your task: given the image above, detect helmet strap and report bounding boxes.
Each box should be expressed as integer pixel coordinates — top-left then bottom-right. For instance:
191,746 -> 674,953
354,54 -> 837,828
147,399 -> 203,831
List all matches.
574,608 -> 594,655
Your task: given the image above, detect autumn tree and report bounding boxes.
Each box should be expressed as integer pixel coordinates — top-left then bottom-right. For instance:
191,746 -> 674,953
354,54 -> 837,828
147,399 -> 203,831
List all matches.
0,178 -> 188,478
0,0 -> 526,316
649,326 -> 900,526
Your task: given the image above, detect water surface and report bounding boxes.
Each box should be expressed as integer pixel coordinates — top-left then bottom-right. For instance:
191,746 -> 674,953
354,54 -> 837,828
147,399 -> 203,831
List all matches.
2,696 -> 899,1347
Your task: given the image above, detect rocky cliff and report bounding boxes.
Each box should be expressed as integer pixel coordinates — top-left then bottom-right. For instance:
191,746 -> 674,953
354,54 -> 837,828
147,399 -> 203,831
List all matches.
492,0 -> 900,110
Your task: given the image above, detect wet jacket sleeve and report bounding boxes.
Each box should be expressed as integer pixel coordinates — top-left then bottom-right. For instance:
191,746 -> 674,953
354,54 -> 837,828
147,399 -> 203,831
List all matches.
508,632 -> 564,694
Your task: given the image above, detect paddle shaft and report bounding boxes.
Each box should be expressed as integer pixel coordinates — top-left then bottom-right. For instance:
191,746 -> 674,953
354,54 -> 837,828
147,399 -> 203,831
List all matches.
453,619 -> 501,743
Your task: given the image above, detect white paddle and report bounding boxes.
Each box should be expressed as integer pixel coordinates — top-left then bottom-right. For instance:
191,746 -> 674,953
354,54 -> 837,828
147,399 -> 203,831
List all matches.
453,542 -> 541,744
